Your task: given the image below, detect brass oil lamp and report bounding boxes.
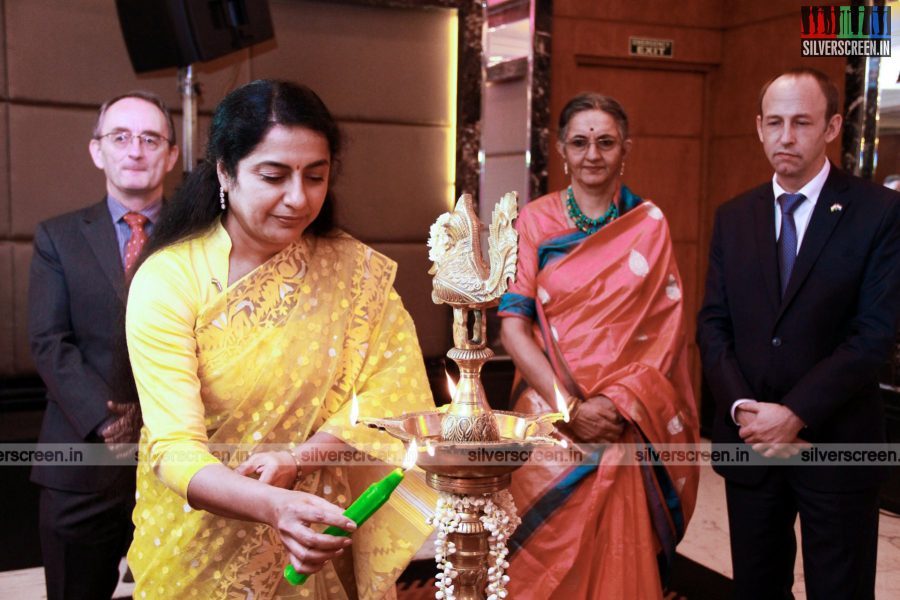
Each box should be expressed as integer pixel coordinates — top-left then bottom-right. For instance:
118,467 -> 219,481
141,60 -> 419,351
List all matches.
361,192 -> 567,600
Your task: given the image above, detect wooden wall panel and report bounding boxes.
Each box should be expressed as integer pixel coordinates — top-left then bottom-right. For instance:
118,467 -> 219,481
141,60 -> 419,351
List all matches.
673,241 -> 700,394
0,2 -> 7,99
673,242 -> 699,341
706,134 -> 767,210
0,104 -> 9,238
626,137 -> 702,242
712,15 -> 844,138
556,18 -> 722,65
5,0 -> 250,108
555,0 -> 723,29
0,243 -> 13,375
721,0 -> 837,29
564,65 -> 705,137
252,0 -> 454,125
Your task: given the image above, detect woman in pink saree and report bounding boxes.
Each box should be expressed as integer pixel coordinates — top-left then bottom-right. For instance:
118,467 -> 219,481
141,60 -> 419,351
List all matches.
499,93 -> 699,599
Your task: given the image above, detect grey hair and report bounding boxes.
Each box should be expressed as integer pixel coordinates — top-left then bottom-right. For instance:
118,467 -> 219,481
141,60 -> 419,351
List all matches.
93,91 -> 176,144
558,92 -> 629,142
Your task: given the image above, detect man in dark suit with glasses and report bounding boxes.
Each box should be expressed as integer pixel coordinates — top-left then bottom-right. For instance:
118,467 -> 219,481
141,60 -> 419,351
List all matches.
28,91 -> 178,599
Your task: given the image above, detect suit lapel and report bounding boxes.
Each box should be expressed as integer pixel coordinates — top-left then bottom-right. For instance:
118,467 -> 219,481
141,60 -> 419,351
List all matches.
778,167 -> 849,316
80,199 -> 126,303
753,186 -> 781,311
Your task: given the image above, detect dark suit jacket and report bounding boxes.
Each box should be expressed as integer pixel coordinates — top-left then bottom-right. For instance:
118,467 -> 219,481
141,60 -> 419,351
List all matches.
697,166 -> 900,491
29,199 -> 139,493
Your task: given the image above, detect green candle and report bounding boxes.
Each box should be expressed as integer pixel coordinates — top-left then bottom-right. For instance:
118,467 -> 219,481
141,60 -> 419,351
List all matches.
283,467 -> 405,585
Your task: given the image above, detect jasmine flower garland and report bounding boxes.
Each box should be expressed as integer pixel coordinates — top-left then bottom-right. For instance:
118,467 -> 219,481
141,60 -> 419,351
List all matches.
427,490 -> 521,600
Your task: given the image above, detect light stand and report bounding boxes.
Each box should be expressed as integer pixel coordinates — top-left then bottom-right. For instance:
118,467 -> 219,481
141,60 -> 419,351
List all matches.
178,65 -> 199,173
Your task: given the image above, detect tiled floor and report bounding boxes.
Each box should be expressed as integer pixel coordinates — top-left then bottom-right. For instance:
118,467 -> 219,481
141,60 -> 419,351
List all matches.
678,442 -> 900,599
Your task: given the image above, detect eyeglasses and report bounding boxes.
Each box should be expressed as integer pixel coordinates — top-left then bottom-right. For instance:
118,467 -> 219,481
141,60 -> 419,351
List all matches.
95,130 -> 170,152
564,136 -> 620,154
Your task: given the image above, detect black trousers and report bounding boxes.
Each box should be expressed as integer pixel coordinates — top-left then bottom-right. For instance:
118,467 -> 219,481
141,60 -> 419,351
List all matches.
725,470 -> 879,600
39,484 -> 135,600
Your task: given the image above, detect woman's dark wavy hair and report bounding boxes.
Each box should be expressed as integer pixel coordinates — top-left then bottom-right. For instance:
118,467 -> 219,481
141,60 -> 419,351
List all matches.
139,80 -> 342,267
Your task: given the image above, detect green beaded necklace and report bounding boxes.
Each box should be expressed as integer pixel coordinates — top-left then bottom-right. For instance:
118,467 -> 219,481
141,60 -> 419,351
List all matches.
566,186 -> 619,234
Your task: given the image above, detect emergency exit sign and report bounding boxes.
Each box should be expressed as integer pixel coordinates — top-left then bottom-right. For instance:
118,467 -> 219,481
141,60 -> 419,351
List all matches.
629,37 -> 674,58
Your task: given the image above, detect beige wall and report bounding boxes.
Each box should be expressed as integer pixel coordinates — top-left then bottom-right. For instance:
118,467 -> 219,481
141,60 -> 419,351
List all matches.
0,0 -> 457,377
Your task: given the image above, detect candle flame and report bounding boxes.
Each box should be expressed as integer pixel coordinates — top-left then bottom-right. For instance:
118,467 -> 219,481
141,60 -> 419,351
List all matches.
554,381 -> 570,423
425,439 -> 436,457
402,440 -> 418,471
349,388 -> 360,426
445,371 -> 457,401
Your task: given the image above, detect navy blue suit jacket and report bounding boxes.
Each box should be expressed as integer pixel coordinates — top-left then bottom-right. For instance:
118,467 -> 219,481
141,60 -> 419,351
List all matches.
697,166 -> 900,490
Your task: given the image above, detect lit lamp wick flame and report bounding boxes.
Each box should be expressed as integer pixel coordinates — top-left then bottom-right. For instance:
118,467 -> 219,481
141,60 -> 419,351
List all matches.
445,371 -> 458,401
553,382 -> 570,423
425,440 -> 436,457
402,440 -> 418,471
349,388 -> 360,426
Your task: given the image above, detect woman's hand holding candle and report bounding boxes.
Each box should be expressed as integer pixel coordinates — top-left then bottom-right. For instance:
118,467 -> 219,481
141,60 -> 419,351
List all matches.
268,486 -> 357,577
184,463 -> 356,578
284,441 -> 417,585
284,468 -> 406,585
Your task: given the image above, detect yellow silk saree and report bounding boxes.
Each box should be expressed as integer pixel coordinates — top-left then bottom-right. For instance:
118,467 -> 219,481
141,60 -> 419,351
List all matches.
126,226 -> 436,599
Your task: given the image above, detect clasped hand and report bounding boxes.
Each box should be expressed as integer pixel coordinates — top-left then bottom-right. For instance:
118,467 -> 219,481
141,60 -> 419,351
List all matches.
736,401 -> 810,458
569,395 -> 626,443
99,400 -> 141,458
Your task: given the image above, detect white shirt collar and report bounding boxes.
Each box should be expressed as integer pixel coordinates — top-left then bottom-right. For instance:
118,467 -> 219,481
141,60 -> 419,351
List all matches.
771,159 -> 830,206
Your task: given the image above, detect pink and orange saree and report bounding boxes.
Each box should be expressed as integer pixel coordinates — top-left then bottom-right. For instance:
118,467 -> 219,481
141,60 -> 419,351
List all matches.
498,187 -> 699,599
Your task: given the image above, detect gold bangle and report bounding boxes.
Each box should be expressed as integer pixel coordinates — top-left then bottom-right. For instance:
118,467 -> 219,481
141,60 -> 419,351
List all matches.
566,396 -> 581,421
289,448 -> 305,488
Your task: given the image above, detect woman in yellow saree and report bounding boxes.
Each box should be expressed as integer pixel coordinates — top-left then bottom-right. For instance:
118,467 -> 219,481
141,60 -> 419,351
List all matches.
499,93 -> 699,599
125,80 -> 435,599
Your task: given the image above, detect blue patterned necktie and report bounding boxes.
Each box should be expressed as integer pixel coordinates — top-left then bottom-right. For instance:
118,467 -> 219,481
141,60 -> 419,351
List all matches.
777,193 -> 805,296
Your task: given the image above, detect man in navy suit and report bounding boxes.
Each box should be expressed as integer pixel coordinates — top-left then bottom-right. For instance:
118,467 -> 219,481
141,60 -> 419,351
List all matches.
28,91 -> 178,600
698,68 -> 900,599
